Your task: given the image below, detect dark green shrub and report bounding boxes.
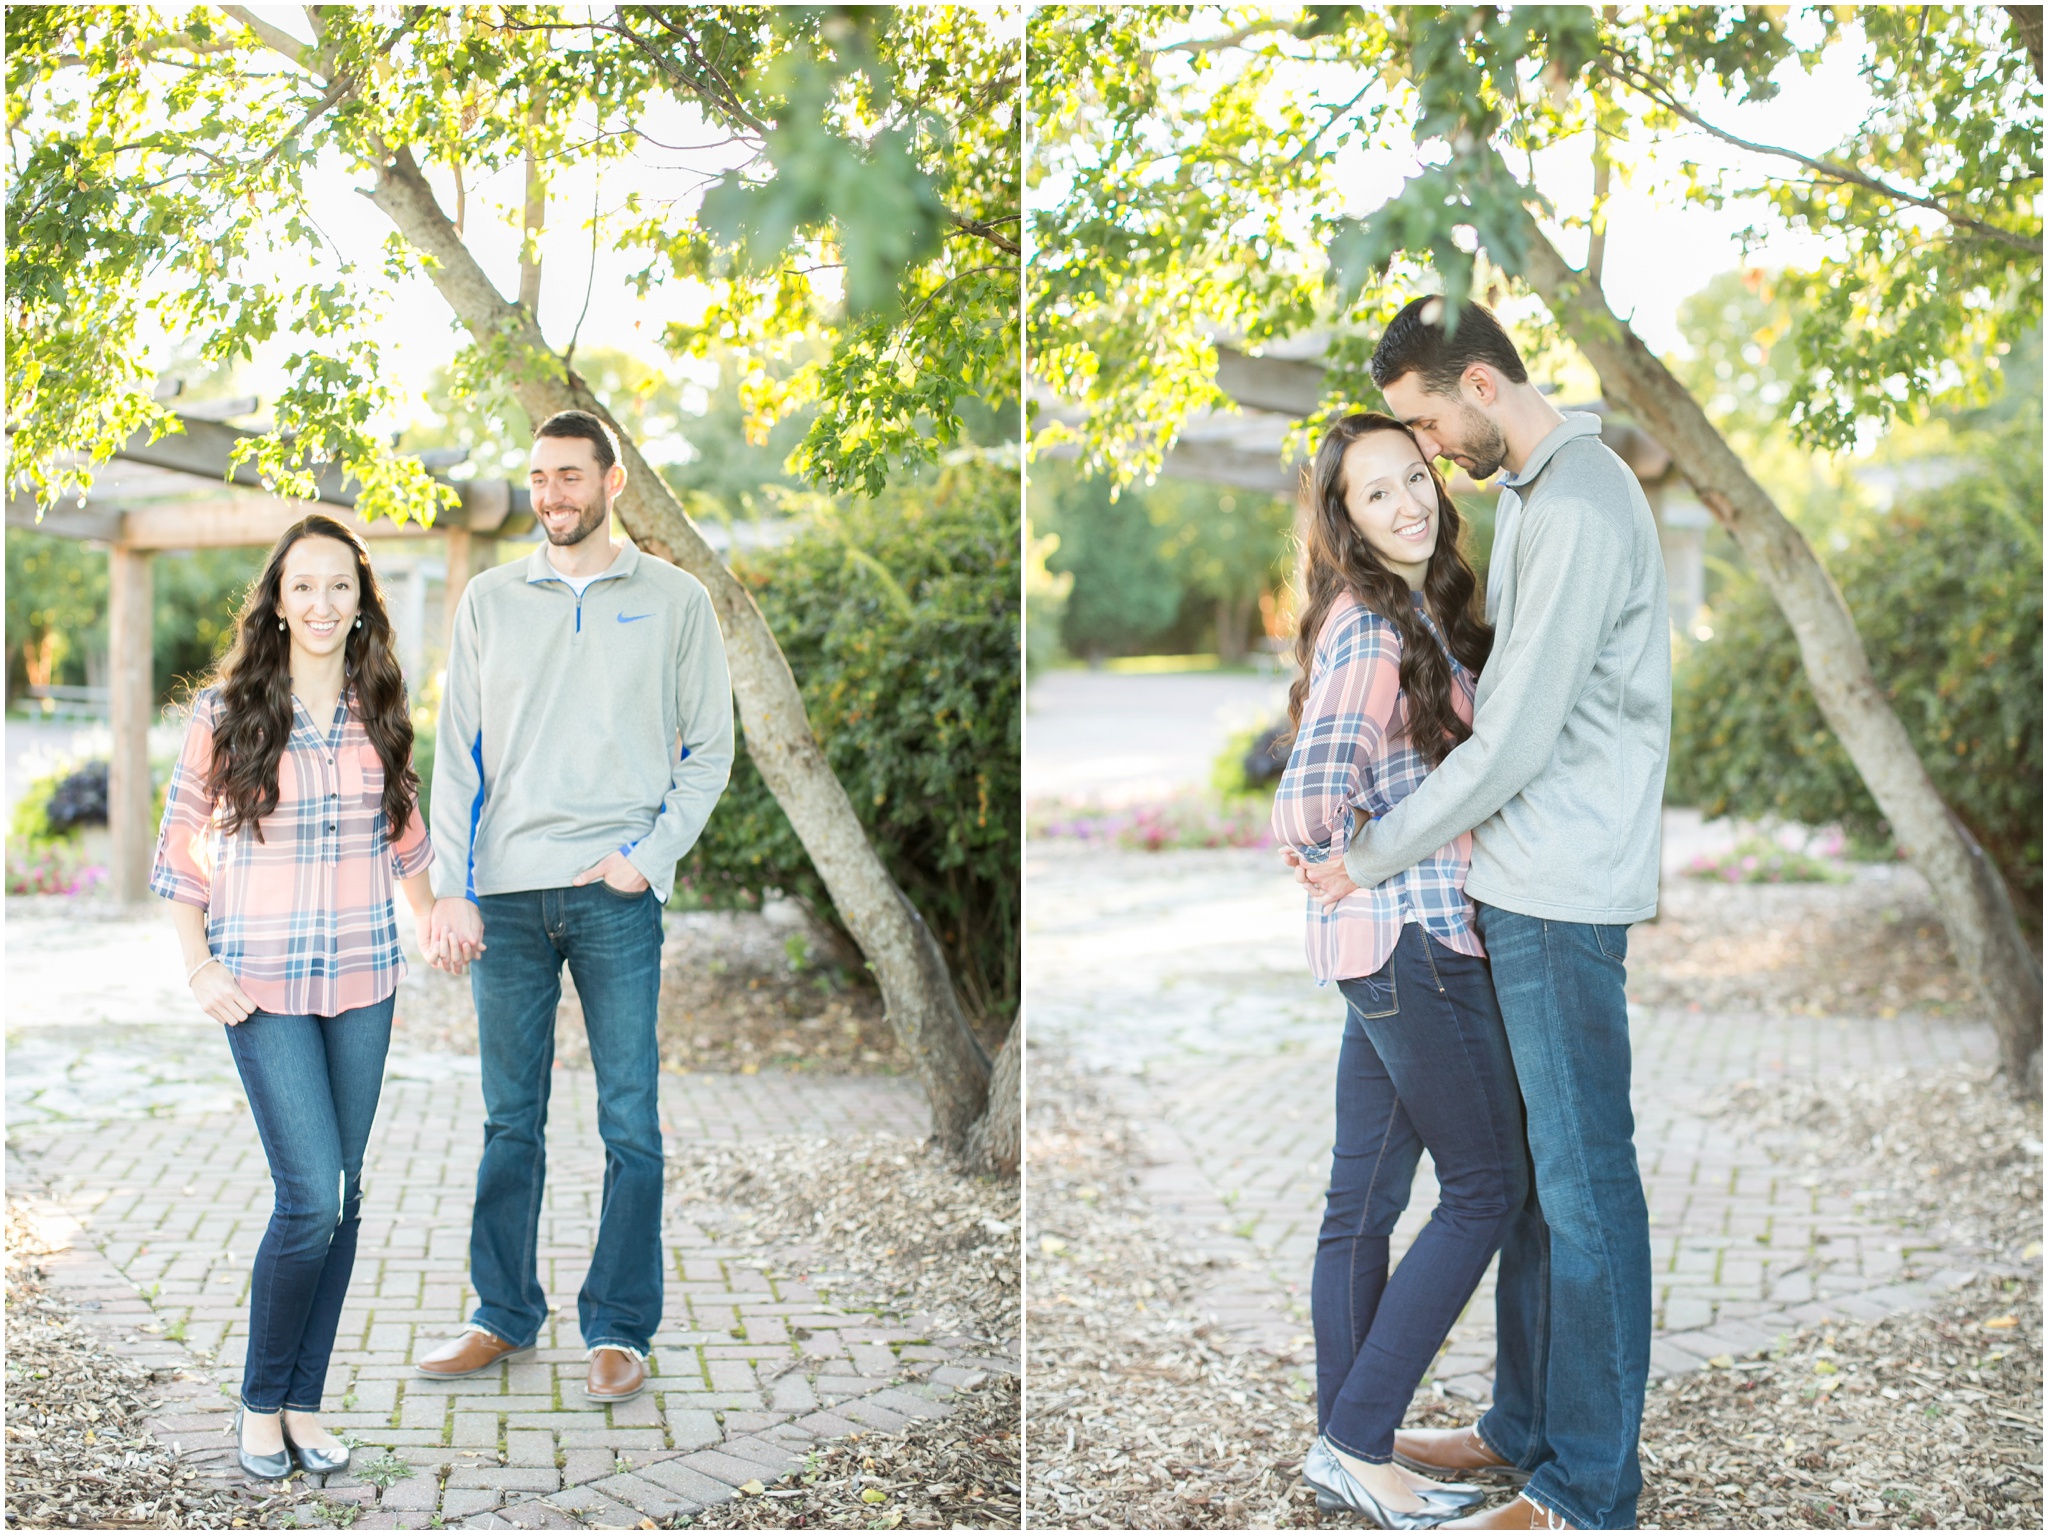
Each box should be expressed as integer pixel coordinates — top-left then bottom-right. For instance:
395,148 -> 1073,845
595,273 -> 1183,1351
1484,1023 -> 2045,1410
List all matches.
1670,427 -> 2042,921
679,457 -> 1020,1021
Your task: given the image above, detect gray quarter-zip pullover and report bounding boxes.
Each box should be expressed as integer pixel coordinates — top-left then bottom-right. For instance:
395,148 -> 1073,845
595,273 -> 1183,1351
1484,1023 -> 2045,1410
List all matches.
1342,412 -> 1671,924
429,541 -> 735,903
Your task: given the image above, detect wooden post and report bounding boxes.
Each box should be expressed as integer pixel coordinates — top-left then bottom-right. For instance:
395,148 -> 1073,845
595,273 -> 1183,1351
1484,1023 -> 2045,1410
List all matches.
107,543 -> 155,906
442,527 -> 474,649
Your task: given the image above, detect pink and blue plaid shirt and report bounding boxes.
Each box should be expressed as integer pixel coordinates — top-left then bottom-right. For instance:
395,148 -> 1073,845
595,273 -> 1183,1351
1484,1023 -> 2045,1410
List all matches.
151,686 -> 433,1018
1272,592 -> 1485,984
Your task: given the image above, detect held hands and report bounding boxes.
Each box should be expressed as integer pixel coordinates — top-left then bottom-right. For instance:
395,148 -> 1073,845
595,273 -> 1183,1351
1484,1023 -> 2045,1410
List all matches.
1279,845 -> 1362,911
427,897 -> 486,976
190,960 -> 260,1026
572,850 -> 650,895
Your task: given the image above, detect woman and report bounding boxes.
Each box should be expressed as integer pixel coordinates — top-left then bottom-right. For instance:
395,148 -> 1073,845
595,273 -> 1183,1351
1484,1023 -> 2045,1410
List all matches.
152,514 -> 446,1481
1271,414 -> 1531,1528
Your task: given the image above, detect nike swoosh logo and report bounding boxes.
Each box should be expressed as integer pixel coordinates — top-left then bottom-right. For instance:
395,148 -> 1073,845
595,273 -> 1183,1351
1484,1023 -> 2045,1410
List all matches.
616,613 -> 653,624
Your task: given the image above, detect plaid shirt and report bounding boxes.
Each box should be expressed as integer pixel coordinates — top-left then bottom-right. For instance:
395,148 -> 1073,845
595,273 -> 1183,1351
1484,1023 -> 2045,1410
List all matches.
151,685 -> 433,1018
1272,592 -> 1485,983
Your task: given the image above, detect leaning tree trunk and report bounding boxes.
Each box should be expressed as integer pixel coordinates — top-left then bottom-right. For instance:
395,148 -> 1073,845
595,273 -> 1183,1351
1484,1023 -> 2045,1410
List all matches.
363,143 -> 1006,1154
963,1025 -> 1020,1179
1510,205 -> 2042,1094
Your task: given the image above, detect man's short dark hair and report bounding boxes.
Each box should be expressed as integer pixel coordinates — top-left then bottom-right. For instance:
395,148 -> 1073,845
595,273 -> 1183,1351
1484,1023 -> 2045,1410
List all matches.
533,409 -> 621,475
1369,296 -> 1529,396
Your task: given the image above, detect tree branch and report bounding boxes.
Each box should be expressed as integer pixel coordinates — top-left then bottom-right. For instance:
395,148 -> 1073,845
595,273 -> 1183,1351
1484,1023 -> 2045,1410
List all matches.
947,210 -> 1020,255
216,4 -> 323,76
1146,20 -> 1297,56
1601,56 -> 2040,254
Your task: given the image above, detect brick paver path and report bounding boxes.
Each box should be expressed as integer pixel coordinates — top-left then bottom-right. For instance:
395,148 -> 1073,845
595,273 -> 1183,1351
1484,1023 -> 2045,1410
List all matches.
7,911 -> 1011,1530
1025,838 -> 2000,1402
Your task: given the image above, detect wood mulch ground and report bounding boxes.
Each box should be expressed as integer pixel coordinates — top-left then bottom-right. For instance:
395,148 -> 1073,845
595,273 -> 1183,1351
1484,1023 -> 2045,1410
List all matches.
680,1372 -> 1020,1530
669,1132 -> 1021,1529
3,1201 -> 260,1530
1628,874 -> 1979,1018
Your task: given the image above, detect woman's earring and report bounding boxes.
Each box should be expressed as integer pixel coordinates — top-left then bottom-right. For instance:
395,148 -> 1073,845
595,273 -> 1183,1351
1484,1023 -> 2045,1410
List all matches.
277,619 -> 286,632
354,617 -> 363,629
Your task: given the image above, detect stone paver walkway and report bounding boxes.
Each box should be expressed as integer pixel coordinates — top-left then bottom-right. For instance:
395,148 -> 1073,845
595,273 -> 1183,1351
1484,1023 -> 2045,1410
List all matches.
1026,837 -> 2000,1402
7,909 -> 1012,1530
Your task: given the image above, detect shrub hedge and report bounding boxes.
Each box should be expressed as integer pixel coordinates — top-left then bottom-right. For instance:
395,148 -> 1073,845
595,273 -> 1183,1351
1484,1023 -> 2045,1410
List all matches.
679,456 -> 1020,1021
1669,428 -> 2042,921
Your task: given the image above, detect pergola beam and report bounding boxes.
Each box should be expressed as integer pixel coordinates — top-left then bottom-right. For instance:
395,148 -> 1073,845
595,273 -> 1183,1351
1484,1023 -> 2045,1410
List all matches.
6,480 -> 529,549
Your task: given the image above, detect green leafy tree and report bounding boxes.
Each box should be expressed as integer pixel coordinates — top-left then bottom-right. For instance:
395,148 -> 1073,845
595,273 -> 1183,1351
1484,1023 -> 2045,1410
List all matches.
1029,4 -> 2042,1088
1672,415 -> 2042,922
1038,465 -> 1184,660
7,4 -> 1021,1161
1150,479 -> 1293,662
685,455 -> 1020,1023
5,529 -> 106,702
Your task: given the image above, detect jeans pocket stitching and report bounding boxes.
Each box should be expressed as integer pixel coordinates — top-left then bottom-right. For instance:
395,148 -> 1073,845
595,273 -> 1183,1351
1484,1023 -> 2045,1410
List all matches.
1349,970 -> 1399,1019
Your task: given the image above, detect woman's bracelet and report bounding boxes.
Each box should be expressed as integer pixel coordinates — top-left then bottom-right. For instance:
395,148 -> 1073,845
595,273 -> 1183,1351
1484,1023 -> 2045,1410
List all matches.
185,955 -> 220,985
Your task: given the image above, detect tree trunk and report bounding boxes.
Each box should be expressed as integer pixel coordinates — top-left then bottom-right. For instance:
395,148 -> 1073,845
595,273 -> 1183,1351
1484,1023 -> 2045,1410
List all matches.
963,1025 -> 1020,1179
362,144 -> 998,1148
1214,594 -> 1250,664
1512,208 -> 2042,1094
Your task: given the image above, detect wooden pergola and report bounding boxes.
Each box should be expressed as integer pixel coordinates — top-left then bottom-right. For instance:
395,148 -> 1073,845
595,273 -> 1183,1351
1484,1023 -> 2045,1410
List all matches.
6,409 -> 534,904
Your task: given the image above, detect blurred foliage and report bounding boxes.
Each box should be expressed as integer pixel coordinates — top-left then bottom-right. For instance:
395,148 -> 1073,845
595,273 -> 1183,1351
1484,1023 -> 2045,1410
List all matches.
1036,464 -> 1182,660
5,528 -> 105,704
1033,461 -> 1293,661
1670,415 -> 2043,922
1024,518 -> 1073,675
5,529 -> 258,709
680,455 -> 1020,1021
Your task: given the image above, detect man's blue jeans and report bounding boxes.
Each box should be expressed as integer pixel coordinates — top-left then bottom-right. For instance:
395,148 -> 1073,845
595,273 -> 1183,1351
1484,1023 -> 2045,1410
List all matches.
468,885 -> 666,1355
1316,924 -> 1530,1462
1472,904 -> 1652,1531
223,996 -> 394,1413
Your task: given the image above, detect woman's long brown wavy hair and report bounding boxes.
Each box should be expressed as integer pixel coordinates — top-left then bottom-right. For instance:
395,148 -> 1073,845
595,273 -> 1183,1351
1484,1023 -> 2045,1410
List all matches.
1286,413 -> 1494,768
207,514 -> 418,840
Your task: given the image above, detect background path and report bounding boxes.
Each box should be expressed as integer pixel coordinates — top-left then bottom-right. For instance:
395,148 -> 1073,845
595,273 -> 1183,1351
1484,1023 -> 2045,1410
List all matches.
7,903 -> 1011,1530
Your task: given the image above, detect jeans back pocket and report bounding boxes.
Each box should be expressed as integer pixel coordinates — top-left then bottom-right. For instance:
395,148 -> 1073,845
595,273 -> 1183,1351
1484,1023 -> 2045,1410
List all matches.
1339,968 -> 1399,1020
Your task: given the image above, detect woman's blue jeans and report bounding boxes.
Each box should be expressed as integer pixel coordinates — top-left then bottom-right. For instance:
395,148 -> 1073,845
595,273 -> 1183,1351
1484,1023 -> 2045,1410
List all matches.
223,995 -> 394,1414
467,885 -> 667,1355
1314,924 -> 1530,1462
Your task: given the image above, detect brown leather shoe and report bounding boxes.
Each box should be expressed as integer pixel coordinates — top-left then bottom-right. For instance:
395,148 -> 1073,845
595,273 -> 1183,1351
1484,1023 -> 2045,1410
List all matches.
1394,1425 -> 1528,1482
585,1346 -> 647,1402
1440,1494 -> 1578,1528
414,1326 -> 532,1379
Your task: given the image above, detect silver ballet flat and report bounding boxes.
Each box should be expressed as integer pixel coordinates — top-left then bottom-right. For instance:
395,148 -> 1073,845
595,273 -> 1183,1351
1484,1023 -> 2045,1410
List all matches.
282,1420 -> 351,1477
233,1408 -> 293,1482
1317,1479 -> 1487,1517
1304,1435 -> 1454,1528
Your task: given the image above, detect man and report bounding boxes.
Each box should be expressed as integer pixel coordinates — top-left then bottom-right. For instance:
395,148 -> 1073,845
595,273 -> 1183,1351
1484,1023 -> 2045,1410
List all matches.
415,409 -> 734,1403
1299,296 -> 1671,1530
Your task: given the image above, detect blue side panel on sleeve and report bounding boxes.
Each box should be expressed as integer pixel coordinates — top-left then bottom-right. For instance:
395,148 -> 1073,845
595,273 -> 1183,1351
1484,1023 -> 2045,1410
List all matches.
465,732 -> 486,902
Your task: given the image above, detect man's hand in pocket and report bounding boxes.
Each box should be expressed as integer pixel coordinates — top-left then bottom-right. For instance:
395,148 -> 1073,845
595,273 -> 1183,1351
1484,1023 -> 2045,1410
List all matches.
573,850 -> 650,894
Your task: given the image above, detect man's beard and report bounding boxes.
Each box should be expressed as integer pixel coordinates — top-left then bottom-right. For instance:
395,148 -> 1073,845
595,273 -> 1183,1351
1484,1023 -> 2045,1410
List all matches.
542,494 -> 609,548
1449,406 -> 1510,481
